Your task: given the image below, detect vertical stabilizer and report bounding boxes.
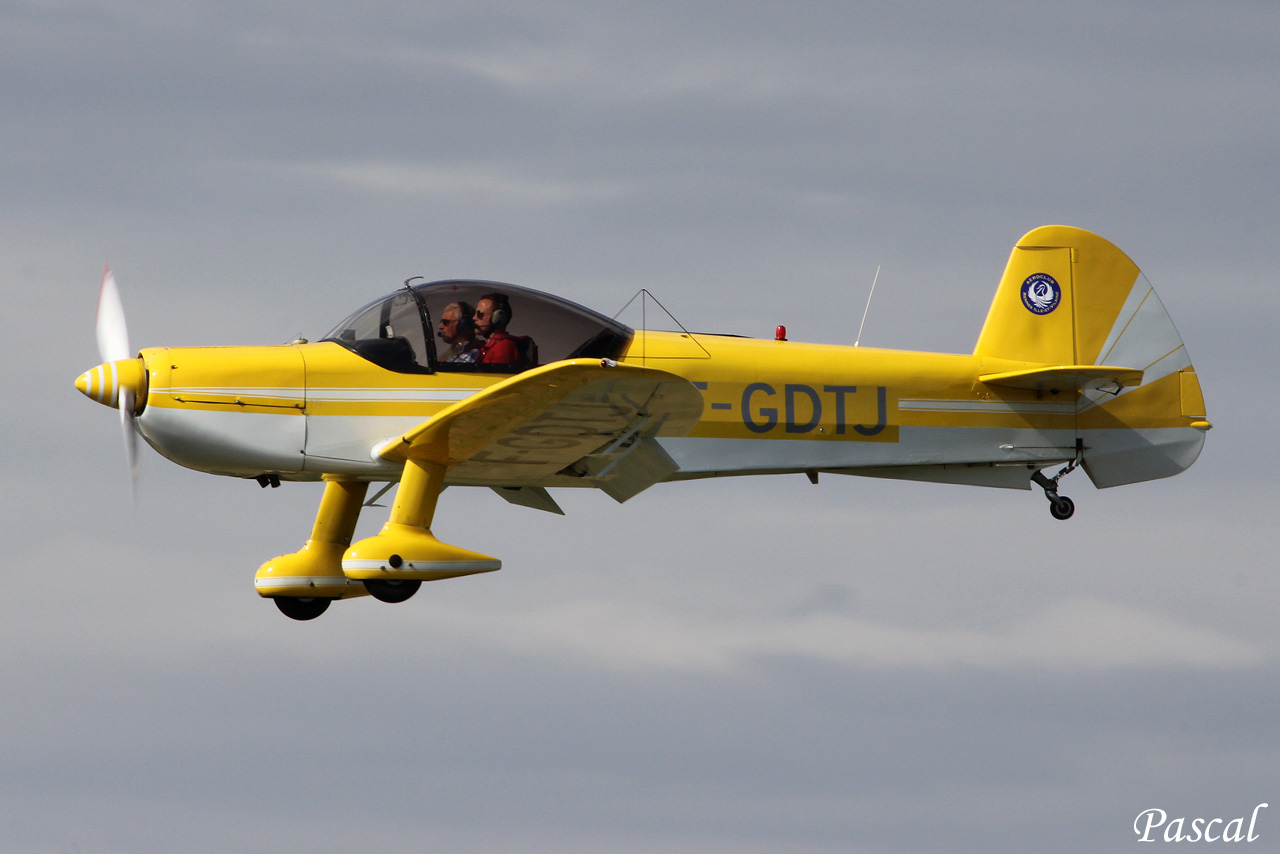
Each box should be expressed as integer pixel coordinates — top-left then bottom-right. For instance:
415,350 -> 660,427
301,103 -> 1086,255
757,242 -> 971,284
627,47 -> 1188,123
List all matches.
974,226 -> 1143,366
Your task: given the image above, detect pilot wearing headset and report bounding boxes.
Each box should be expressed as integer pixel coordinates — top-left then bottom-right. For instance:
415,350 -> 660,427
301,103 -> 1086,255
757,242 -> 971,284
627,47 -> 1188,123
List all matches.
437,301 -> 480,363
473,293 -> 522,366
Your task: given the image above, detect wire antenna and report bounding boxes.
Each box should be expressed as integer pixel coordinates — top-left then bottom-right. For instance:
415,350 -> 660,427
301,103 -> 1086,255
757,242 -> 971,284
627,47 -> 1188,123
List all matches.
854,265 -> 880,347
613,288 -> 711,363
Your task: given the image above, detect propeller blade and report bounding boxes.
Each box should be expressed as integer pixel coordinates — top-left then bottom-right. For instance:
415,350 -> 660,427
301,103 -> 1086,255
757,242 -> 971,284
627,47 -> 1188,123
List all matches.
96,265 -> 140,494
96,265 -> 131,363
121,390 -> 139,497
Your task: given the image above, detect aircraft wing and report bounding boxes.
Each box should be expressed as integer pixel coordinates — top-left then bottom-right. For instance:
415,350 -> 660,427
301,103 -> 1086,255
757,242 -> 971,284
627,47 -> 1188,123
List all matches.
375,359 -> 703,501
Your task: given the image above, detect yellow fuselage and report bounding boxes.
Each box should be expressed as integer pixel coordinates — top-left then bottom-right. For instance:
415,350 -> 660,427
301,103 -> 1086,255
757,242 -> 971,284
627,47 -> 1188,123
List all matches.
113,328 -> 1199,492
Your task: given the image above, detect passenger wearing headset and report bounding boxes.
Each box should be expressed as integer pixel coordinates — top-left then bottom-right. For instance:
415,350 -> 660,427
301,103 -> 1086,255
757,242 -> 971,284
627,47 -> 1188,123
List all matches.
437,301 -> 480,363
473,293 -> 523,366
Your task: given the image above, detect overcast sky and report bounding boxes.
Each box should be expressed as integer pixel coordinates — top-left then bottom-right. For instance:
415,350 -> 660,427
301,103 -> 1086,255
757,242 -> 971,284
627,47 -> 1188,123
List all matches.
3,1 -> 1278,851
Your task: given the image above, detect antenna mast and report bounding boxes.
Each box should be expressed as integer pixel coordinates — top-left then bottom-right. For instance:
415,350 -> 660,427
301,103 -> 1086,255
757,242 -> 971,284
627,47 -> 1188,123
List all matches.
854,265 -> 880,347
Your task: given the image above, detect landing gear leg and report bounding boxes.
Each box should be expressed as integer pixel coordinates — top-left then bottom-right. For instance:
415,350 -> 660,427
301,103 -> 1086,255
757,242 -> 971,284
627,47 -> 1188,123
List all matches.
342,458 -> 501,598
256,479 -> 371,617
1032,441 -> 1083,521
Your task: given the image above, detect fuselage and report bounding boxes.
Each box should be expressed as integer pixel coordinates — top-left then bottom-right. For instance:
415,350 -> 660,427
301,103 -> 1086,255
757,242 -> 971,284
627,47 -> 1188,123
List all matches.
127,329 -> 1197,491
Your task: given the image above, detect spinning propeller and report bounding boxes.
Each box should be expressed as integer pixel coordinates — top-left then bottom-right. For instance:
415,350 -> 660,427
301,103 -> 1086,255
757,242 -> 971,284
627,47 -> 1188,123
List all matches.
75,266 -> 148,486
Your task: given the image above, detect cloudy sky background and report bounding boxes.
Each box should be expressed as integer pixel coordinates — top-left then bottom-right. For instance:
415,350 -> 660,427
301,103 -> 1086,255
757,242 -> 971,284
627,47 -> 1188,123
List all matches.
3,1 -> 1277,851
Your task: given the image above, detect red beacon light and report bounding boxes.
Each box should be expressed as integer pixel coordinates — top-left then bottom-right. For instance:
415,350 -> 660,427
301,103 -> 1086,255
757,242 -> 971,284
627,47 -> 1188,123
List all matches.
775,325 -> 787,341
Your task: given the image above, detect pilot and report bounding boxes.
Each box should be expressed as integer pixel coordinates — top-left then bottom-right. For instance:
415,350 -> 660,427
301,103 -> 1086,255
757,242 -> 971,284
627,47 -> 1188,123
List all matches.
473,293 -> 522,365
437,301 -> 480,363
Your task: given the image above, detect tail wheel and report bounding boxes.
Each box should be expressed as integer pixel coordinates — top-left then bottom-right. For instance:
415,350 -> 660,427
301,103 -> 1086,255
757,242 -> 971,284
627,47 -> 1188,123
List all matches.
274,597 -> 332,621
364,579 -> 422,603
1049,496 -> 1075,520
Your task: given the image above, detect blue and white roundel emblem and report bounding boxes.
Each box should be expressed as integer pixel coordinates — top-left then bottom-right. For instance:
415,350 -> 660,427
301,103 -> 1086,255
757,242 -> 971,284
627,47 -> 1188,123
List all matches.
1020,273 -> 1061,315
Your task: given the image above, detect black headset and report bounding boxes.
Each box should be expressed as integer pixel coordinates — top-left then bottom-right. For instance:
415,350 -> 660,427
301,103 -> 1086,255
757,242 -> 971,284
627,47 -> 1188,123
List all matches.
455,301 -> 476,336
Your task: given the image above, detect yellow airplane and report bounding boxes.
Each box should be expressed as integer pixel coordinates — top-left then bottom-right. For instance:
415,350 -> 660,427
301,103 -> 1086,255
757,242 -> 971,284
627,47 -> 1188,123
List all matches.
77,226 -> 1210,620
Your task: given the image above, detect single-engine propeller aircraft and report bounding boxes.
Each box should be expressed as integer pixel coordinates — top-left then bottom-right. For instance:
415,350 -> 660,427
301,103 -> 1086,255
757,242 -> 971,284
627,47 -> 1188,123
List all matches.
77,226 -> 1211,620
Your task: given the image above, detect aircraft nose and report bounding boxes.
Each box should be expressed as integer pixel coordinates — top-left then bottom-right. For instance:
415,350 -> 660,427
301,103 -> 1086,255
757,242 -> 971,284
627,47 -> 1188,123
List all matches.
75,357 -> 148,413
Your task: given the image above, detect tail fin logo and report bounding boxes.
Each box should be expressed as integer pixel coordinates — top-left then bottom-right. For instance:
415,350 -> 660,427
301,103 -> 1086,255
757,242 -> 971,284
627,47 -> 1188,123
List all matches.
1020,273 -> 1061,315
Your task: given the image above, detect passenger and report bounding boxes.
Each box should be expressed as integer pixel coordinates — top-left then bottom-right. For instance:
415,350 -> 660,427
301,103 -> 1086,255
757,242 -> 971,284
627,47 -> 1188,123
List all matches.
474,293 -> 523,366
437,301 -> 480,363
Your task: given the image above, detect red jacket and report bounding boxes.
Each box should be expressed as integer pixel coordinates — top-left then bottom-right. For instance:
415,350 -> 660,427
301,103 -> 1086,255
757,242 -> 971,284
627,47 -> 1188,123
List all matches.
479,331 -> 521,365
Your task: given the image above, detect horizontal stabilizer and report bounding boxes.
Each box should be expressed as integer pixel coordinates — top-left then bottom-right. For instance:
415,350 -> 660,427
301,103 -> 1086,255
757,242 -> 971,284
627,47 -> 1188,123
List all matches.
979,365 -> 1143,393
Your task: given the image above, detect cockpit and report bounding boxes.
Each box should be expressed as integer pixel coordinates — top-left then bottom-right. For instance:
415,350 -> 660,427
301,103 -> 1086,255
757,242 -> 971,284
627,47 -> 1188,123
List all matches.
322,279 -> 633,374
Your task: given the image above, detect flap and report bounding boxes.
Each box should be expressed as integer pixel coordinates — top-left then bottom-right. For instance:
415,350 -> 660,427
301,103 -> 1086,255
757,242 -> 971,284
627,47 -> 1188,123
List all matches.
375,360 -> 703,483
490,486 -> 565,515
979,365 -> 1143,392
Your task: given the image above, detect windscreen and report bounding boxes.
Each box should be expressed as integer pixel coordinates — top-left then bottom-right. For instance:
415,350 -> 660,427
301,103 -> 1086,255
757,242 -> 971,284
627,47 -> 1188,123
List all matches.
325,279 -> 632,374
323,288 -> 433,373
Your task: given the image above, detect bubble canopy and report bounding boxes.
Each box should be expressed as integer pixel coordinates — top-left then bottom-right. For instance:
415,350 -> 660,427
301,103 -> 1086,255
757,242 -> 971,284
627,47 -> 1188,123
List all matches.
323,279 -> 634,373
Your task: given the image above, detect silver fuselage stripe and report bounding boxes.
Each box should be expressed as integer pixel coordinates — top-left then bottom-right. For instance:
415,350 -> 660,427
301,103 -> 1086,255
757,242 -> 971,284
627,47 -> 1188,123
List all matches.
341,558 -> 502,571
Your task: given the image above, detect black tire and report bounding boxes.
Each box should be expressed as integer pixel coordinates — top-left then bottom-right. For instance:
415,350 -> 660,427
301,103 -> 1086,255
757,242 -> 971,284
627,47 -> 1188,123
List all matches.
274,597 -> 331,621
1050,496 -> 1075,520
364,579 -> 422,603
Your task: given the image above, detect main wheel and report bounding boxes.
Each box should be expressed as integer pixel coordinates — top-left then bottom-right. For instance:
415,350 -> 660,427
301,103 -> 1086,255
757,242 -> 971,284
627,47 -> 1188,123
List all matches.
1049,496 -> 1075,520
364,578 -> 422,603
274,596 -> 331,621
